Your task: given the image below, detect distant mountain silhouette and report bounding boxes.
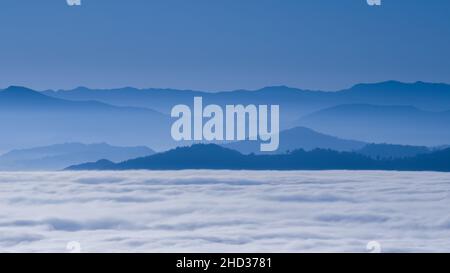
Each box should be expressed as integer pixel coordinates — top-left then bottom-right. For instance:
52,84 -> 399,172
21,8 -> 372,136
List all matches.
224,126 -> 366,154
0,86 -> 171,152
296,104 -> 450,146
66,144 -> 450,172
68,159 -> 116,171
0,86 -> 120,110
43,81 -> 450,128
0,143 -> 154,171
67,144 -> 245,170
338,81 -> 450,111
3,81 -> 450,152
44,85 -> 318,128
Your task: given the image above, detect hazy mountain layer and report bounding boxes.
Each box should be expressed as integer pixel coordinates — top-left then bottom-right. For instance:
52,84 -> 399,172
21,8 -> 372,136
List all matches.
0,86 -> 171,152
0,143 -> 154,171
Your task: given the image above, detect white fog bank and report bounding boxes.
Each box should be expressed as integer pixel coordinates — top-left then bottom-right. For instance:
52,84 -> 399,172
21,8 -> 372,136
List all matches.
0,170 -> 449,253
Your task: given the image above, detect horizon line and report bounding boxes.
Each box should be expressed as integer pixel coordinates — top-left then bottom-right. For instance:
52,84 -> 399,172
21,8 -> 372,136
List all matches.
2,80 -> 450,94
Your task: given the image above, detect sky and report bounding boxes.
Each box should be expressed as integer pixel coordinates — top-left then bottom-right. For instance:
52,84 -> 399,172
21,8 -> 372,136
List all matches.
0,0 -> 449,91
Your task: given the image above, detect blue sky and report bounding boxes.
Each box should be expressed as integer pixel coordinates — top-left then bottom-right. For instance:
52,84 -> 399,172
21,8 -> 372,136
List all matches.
0,0 -> 449,91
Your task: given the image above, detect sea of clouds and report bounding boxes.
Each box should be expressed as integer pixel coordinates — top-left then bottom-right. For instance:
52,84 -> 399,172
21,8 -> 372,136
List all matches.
0,170 -> 449,253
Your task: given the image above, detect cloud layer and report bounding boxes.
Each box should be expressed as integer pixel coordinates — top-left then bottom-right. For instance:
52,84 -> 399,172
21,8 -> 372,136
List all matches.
0,170 -> 449,252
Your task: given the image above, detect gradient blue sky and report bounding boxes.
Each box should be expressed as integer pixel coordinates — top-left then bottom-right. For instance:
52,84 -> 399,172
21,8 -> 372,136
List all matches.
0,0 -> 449,91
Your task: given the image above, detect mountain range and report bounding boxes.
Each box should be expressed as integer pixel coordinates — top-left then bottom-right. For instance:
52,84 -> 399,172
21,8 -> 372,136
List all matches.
0,143 -> 154,171
296,104 -> 450,146
66,144 -> 450,172
42,81 -> 450,126
224,126 -> 367,154
0,86 -> 171,153
42,81 -> 450,146
1,81 -> 450,154
0,127 -> 432,171
224,128 -> 433,158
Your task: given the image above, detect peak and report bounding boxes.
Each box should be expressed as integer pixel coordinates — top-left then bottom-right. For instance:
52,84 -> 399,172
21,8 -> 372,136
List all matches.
1,86 -> 44,97
347,81 -> 450,94
351,81 -> 404,89
377,80 -> 436,87
379,80 -> 404,85
96,159 -> 114,164
257,85 -> 303,93
265,85 -> 291,89
71,86 -> 92,92
172,144 -> 242,155
261,85 -> 293,90
3,86 -> 35,92
0,86 -> 57,104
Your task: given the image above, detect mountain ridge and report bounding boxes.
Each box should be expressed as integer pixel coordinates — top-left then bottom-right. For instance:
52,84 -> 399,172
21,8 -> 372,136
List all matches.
39,81 -> 450,131
0,142 -> 155,171
0,86 -> 172,152
66,144 -> 450,172
296,103 -> 450,146
2,81 -> 450,151
224,126 -> 367,154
